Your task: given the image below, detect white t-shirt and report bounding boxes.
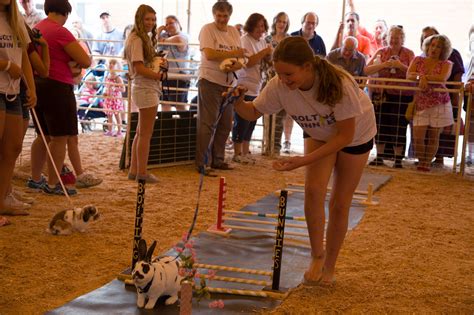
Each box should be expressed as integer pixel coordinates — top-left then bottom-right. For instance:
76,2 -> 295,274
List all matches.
237,34 -> 267,96
254,76 -> 376,146
199,23 -> 241,87
125,33 -> 161,92
0,12 -> 30,95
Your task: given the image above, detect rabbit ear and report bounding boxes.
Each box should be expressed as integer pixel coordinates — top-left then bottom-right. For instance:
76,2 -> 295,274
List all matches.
138,239 -> 147,261
82,209 -> 91,222
146,241 -> 157,262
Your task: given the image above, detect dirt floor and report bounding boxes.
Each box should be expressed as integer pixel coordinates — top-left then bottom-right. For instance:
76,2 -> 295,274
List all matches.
0,132 -> 473,314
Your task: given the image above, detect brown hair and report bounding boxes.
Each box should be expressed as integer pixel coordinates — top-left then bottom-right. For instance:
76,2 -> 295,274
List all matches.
422,34 -> 452,61
212,0 -> 233,15
243,13 -> 268,34
126,5 -> 158,64
387,25 -> 405,46
420,26 -> 438,49
165,15 -> 182,31
271,12 -> 289,36
273,37 -> 352,107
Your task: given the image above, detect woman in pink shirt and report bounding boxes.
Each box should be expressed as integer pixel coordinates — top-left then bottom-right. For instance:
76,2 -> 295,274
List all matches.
407,35 -> 454,171
28,0 -> 101,194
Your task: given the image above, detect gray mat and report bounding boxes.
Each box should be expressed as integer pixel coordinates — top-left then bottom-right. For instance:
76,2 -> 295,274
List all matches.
48,172 -> 391,314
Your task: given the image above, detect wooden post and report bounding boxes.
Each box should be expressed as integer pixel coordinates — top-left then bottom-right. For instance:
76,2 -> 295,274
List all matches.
131,179 -> 146,269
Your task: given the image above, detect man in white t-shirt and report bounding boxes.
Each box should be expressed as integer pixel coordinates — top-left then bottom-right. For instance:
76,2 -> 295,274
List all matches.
196,1 -> 246,174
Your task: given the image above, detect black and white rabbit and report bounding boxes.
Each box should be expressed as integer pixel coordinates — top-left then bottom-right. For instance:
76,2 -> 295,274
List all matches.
132,239 -> 183,309
47,205 -> 100,236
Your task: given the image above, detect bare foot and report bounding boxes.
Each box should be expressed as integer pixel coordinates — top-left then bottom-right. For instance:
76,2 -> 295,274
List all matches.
303,252 -> 325,284
320,269 -> 336,286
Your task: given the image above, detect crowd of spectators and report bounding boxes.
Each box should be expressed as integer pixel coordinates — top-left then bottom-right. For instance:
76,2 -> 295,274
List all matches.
0,0 -> 473,220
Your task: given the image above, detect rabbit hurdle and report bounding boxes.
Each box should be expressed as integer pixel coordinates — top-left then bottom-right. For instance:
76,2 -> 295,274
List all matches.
201,187 -> 290,300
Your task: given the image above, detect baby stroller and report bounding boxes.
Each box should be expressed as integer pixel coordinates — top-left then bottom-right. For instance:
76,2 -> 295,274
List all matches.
76,63 -> 108,133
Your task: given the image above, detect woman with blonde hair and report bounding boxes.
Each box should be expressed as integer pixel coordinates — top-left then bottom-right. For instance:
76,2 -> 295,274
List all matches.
125,4 -> 166,183
229,36 -> 376,285
0,0 -> 37,215
407,34 -> 454,172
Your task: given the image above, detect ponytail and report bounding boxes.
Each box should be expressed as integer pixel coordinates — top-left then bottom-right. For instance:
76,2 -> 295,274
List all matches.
312,55 -> 352,107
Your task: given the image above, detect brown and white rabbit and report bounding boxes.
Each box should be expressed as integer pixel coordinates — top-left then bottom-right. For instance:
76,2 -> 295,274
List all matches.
47,205 -> 100,236
132,239 -> 183,309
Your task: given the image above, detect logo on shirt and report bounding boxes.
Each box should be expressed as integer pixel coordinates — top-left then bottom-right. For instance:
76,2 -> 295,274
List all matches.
217,44 -> 238,51
291,112 -> 336,128
0,34 -> 21,49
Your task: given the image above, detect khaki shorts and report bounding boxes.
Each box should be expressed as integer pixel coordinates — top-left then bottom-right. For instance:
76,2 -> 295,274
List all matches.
413,102 -> 454,128
131,85 -> 161,109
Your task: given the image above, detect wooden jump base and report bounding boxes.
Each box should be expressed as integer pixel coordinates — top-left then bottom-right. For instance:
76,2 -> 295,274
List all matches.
194,263 -> 273,277
206,287 -> 287,300
222,224 -> 309,237
283,182 -> 379,206
289,183 -> 370,195
222,216 -> 307,229
224,209 -> 306,222
198,274 -> 272,286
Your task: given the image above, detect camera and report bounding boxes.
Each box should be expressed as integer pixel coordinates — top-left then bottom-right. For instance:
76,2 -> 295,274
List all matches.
32,28 -> 42,39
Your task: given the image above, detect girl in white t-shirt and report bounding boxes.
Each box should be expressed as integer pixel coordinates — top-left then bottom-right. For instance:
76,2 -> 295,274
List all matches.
124,5 -> 166,183
230,37 -> 376,286
0,0 -> 36,216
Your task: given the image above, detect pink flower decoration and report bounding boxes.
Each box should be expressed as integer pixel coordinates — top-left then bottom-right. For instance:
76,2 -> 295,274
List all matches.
182,232 -> 190,242
176,247 -> 184,253
185,242 -> 193,249
209,299 -> 225,309
207,270 -> 216,280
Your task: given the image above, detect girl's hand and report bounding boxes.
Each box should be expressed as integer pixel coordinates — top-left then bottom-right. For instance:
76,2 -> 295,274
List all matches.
272,156 -> 305,171
25,89 -> 37,108
222,85 -> 247,98
33,36 -> 48,47
7,62 -> 21,79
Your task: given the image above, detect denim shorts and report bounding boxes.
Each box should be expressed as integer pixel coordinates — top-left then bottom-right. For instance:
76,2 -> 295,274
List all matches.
0,93 -> 22,116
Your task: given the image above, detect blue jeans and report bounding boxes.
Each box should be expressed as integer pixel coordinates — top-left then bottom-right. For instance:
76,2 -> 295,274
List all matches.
232,95 -> 257,143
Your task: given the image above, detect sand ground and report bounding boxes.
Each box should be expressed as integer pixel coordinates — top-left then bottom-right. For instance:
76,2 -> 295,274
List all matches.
0,132 -> 473,314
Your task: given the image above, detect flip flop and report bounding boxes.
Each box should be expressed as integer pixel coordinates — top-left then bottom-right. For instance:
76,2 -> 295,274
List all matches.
302,271 -> 322,286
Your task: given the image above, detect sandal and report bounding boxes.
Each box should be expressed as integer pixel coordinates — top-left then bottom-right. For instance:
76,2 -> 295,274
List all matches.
302,252 -> 326,286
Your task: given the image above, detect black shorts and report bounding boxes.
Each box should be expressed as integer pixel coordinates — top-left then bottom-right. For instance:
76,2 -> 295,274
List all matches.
303,132 -> 374,155
33,78 -> 78,136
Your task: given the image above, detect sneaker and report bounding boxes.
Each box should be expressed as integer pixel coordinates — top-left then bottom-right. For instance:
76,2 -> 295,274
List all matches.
27,176 -> 47,191
11,189 -> 35,204
283,141 -> 291,154
241,155 -> 256,165
43,183 -> 78,196
196,166 -> 217,177
232,155 -> 247,164
114,131 -> 123,138
4,194 -> 31,211
104,130 -> 114,136
76,173 -> 103,188
136,173 -> 159,183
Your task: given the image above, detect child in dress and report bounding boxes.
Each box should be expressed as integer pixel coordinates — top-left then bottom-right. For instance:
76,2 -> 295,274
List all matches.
103,59 -> 125,136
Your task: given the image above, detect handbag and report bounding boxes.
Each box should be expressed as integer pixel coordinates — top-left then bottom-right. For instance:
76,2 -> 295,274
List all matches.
405,100 -> 416,120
